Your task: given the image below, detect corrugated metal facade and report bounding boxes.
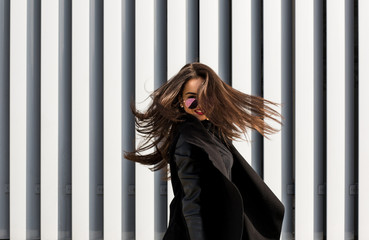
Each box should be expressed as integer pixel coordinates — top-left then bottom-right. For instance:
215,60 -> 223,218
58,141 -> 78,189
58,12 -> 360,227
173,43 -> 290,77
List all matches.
0,0 -> 368,239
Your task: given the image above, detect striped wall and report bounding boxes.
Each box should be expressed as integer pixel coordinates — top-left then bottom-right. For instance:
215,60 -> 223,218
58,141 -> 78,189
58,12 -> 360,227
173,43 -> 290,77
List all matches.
0,0 -> 368,239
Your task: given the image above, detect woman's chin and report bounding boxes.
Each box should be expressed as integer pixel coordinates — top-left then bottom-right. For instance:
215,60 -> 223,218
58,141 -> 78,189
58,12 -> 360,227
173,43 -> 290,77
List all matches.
192,113 -> 208,121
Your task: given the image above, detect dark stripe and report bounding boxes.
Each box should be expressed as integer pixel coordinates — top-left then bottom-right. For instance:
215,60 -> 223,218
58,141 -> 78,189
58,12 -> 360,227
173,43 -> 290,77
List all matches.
0,1 -> 10,238
154,0 -> 168,239
26,0 -> 41,238
89,0 -> 104,238
218,0 -> 232,85
314,0 -> 327,237
251,0 -> 264,178
186,0 -> 199,63
281,0 -> 295,238
345,0 -> 358,237
122,0 -> 136,239
59,0 -> 72,238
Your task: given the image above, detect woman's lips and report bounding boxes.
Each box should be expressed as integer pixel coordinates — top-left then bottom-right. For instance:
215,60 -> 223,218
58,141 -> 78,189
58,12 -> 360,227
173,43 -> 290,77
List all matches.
194,109 -> 204,115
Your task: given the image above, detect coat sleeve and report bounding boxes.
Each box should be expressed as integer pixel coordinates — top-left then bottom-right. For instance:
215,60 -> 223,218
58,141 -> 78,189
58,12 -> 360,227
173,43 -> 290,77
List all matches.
174,139 -> 207,240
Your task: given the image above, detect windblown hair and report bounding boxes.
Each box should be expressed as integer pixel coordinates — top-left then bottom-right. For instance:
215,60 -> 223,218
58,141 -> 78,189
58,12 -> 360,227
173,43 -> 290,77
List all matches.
124,62 -> 282,180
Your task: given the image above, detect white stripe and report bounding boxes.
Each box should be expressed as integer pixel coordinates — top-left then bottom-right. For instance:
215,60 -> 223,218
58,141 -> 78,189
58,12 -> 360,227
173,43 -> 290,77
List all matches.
295,0 -> 314,238
167,0 -> 186,224
40,0 -> 59,238
358,0 -> 369,238
231,0 -> 252,165
263,0 -> 282,201
199,0 -> 219,72
326,0 -> 345,238
136,0 -> 155,239
72,0 -> 90,238
9,0 -> 27,239
104,0 -> 122,239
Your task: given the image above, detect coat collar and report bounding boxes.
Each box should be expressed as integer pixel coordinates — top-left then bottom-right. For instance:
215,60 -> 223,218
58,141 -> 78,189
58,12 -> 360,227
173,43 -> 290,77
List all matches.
175,114 -> 232,179
178,113 -> 222,139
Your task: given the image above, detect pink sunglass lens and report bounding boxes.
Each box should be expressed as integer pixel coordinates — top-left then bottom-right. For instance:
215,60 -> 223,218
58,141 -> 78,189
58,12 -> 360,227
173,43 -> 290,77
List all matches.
184,98 -> 198,109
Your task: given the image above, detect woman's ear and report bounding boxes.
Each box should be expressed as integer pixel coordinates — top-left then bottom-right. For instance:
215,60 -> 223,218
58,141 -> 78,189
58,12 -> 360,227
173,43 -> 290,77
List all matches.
178,96 -> 183,108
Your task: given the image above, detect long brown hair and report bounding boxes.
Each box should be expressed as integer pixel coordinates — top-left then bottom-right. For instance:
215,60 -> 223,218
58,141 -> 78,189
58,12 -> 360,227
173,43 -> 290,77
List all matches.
124,62 -> 282,180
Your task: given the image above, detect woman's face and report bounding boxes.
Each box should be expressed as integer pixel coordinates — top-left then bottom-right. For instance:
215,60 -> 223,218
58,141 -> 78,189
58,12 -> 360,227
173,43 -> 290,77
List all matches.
181,77 -> 209,121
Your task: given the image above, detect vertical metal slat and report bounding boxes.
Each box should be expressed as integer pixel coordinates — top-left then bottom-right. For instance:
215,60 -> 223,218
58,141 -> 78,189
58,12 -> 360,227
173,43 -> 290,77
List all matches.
326,0 -> 346,238
89,1 -> 104,239
122,0 -> 136,239
358,0 -> 369,238
218,0 -> 232,85
186,0 -> 199,63
314,0 -> 327,238
10,0 -> 27,238
0,1 -> 10,238
154,1 -> 168,239
251,0 -> 264,177
295,0 -> 314,238
41,0 -> 59,238
72,0 -> 90,237
199,0 -> 218,71
135,0 -> 155,238
263,0 -> 283,225
281,0 -> 295,238
26,0 -> 41,238
231,0 -> 252,165
168,0 -> 186,223
59,0 -> 72,238
345,0 -> 358,238
104,0 -> 123,239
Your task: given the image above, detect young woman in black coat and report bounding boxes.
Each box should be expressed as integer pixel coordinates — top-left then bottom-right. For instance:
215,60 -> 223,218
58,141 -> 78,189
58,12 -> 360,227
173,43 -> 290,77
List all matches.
125,62 -> 285,240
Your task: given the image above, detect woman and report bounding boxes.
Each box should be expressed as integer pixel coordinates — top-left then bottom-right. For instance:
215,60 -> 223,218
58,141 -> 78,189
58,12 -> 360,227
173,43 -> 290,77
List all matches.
125,62 -> 285,240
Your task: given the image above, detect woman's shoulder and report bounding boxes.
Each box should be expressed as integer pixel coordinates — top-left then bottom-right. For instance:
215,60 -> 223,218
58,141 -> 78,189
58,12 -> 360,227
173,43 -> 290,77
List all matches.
174,132 -> 205,157
170,114 -> 214,157
172,135 -> 207,160
174,135 -> 193,156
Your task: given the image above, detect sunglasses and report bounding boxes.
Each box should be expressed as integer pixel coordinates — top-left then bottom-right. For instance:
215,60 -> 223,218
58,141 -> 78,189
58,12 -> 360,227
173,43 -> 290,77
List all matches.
183,97 -> 198,109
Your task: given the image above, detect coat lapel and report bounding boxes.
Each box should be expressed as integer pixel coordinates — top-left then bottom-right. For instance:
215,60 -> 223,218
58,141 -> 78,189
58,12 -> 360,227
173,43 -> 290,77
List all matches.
177,114 -> 231,179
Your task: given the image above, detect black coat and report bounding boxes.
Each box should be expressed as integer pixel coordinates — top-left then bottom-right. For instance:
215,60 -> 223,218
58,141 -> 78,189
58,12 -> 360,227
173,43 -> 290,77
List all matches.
163,114 -> 284,240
